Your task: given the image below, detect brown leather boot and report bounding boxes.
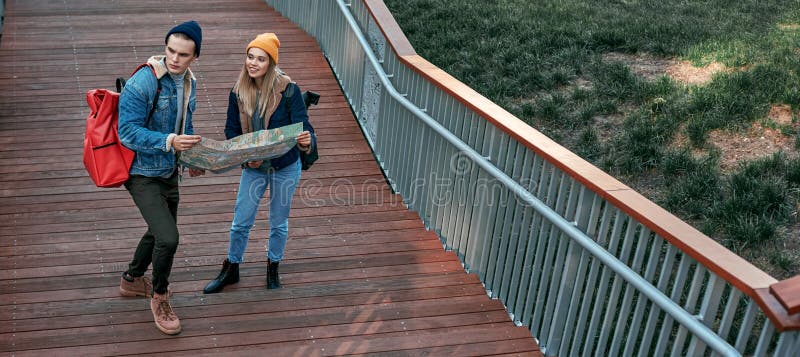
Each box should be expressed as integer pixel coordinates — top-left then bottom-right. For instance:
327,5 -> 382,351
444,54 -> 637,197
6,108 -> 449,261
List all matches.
119,272 -> 152,298
150,292 -> 181,335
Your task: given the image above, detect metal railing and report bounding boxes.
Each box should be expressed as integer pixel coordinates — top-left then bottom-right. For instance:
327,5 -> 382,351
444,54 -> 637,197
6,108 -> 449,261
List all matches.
265,0 -> 800,355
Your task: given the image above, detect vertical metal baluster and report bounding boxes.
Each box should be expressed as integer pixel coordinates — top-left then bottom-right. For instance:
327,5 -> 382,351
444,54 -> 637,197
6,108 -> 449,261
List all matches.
443,115 -> 474,249
408,103 -> 426,210
429,97 -> 457,237
539,174 -> 573,346
686,275 -> 726,356
415,90 -> 440,227
483,138 -> 507,288
716,288 -> 742,344
753,322 -> 775,357
517,156 -> 548,324
475,129 -> 500,279
609,227 -> 651,356
654,254 -> 694,356
558,197 -> 593,354
637,244 -> 679,357
451,117 -> 484,257
505,149 -> 536,313
571,200 -> 613,355
465,113 -> 489,270
527,168 -> 562,333
495,135 -> 519,296
772,331 -> 800,357
397,71 -> 417,195
581,209 -> 625,357
671,265 -> 708,356
623,232 -> 663,357
594,221 -> 639,356
733,300 -> 759,352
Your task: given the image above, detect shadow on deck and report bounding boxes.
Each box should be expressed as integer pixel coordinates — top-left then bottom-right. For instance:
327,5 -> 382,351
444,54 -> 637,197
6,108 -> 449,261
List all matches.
0,0 -> 541,355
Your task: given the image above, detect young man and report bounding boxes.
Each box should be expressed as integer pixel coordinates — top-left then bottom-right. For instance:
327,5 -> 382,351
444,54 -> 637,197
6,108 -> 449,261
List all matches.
117,20 -> 205,335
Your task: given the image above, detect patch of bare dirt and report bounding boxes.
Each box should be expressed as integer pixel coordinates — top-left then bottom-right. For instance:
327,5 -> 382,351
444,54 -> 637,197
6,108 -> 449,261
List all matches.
602,52 -> 728,85
568,77 -> 593,92
708,105 -> 798,173
768,104 -> 794,125
667,61 -> 728,85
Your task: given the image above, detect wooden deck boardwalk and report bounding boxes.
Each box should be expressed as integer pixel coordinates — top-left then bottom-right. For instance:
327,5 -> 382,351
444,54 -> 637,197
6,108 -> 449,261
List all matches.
0,0 -> 541,355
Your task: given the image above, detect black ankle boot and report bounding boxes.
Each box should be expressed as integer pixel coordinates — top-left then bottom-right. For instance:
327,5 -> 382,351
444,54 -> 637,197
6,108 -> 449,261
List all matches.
203,259 -> 239,294
266,259 -> 281,289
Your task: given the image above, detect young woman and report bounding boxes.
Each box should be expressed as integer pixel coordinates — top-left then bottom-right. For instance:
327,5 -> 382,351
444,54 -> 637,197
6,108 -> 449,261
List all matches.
203,33 -> 315,294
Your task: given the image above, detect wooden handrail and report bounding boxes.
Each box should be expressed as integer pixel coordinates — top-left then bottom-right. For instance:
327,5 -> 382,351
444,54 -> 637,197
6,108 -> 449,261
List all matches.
363,0 -> 799,330
771,275 -> 800,316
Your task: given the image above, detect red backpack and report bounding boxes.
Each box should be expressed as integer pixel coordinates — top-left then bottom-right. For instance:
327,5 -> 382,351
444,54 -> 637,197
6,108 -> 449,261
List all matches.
82,64 -> 160,188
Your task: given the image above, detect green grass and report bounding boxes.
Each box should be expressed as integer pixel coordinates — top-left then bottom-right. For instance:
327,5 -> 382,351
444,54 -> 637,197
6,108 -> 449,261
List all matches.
661,148 -> 720,219
384,0 -> 800,278
715,154 -> 792,245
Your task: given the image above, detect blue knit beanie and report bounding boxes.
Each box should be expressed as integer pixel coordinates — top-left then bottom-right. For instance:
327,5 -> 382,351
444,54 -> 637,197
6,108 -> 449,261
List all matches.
165,20 -> 202,57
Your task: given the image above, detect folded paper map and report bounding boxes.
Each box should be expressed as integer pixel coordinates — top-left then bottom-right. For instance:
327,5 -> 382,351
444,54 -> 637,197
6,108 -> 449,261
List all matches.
178,122 -> 302,173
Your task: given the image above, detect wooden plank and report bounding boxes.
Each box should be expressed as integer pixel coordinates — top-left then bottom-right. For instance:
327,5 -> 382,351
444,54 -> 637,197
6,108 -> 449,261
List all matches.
157,324 -> 537,357
0,192 -> 407,230
0,283 -> 488,333
0,208 -> 422,238
2,272 -> 483,320
0,235 -> 444,269
0,247 -> 452,300
3,287 -> 500,351
8,320 -> 533,357
355,340 -> 542,357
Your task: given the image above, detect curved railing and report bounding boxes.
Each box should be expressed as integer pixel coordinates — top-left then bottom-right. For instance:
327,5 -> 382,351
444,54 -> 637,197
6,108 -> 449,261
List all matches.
265,0 -> 800,355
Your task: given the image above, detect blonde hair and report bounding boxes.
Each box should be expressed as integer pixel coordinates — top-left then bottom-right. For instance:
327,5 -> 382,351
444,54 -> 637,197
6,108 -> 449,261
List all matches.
233,57 -> 279,119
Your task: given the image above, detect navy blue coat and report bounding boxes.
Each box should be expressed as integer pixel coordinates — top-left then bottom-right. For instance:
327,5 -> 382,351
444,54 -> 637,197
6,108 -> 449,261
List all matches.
224,83 -> 316,171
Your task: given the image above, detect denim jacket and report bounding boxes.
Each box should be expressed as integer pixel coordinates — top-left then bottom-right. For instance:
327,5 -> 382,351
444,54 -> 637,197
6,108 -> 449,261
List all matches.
118,56 -> 196,177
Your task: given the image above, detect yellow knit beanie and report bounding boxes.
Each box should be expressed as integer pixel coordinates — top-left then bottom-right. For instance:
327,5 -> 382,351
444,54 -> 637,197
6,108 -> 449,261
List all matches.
246,33 -> 280,65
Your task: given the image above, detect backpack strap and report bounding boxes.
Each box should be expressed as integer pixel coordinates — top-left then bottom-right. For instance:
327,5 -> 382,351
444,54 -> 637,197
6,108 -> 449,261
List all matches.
283,82 -> 295,104
117,64 -> 162,121
283,84 -> 320,111
283,83 -> 296,122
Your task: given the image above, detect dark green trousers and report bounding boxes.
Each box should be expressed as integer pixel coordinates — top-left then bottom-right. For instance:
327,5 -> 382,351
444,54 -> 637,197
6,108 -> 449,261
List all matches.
124,173 -> 180,295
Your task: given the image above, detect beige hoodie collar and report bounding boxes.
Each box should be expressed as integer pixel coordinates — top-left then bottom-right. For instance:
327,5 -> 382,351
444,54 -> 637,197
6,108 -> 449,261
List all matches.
146,55 -> 195,135
146,55 -> 195,80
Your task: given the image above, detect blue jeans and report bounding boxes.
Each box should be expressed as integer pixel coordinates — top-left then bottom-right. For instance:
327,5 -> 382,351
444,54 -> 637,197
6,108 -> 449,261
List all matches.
228,159 -> 302,264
